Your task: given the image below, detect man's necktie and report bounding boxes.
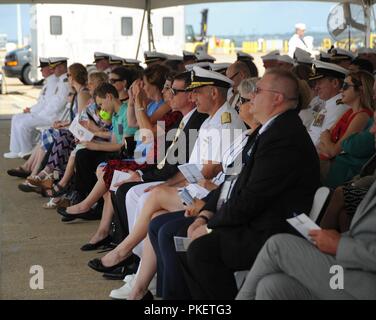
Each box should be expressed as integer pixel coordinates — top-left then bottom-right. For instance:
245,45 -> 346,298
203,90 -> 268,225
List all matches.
157,120 -> 185,170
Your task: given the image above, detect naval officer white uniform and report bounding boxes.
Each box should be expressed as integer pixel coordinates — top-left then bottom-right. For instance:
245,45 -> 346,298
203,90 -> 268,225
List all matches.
307,60 -> 350,147
125,66 -> 246,258
5,57 -> 70,158
4,58 -> 58,158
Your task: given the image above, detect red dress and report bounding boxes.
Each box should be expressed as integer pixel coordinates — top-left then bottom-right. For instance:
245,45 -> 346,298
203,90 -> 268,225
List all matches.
103,110 -> 182,189
320,108 -> 373,160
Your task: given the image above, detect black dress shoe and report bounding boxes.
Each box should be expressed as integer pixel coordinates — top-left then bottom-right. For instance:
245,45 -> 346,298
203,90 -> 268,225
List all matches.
80,235 -> 112,251
88,256 -> 133,273
7,168 -> 31,178
57,207 -> 100,221
102,256 -> 140,280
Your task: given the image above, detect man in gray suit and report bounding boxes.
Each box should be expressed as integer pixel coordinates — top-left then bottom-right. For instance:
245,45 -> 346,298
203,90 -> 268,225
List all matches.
236,179 -> 376,300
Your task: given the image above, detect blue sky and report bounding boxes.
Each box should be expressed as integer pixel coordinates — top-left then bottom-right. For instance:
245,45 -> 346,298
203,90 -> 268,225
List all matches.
0,2 -> 337,40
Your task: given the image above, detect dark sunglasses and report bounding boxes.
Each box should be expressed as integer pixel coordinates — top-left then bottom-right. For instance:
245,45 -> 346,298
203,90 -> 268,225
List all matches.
169,87 -> 187,96
239,96 -> 251,104
342,82 -> 358,91
109,78 -> 123,84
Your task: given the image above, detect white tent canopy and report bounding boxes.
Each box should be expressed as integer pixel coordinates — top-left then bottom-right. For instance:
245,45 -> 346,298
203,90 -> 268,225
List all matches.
0,0 -> 374,10
0,0 -> 374,48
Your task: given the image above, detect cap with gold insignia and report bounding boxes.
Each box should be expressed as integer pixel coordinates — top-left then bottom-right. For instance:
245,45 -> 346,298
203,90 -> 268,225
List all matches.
183,50 -> 197,61
93,52 -> 111,63
185,62 -> 211,72
144,51 -> 168,64
123,58 -> 141,67
38,57 -> 50,68
328,47 -> 355,61
294,48 -> 313,65
261,50 -> 281,61
236,51 -> 254,61
309,60 -> 349,81
186,66 -> 233,90
195,51 -> 216,63
48,57 -> 68,68
209,63 -> 231,75
109,54 -> 125,65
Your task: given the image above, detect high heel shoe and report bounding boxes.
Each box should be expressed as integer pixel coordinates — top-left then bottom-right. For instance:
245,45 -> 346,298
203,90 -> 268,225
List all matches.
80,235 -> 112,251
88,255 -> 132,273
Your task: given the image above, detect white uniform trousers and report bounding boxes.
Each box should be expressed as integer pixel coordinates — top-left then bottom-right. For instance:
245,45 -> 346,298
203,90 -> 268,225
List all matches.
125,181 -> 164,258
9,113 -> 51,154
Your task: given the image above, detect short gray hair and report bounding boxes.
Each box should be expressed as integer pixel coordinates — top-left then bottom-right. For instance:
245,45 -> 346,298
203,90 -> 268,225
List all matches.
238,77 -> 259,96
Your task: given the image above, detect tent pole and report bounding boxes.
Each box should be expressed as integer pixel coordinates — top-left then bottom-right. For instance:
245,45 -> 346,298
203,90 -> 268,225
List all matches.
136,9 -> 146,59
364,2 -> 371,48
146,0 -> 156,51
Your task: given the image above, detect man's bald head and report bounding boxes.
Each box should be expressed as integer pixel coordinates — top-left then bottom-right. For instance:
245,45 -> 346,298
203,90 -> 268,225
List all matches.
226,61 -> 251,93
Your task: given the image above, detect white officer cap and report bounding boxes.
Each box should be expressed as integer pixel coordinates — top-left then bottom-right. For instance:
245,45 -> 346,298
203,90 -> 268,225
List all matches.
195,51 -> 216,62
209,63 -> 231,74
357,47 -> 376,55
309,60 -> 349,81
261,50 -> 281,61
236,51 -> 254,61
123,58 -> 141,67
185,62 -> 211,71
294,48 -> 313,65
183,50 -> 197,60
93,52 -> 111,63
295,23 -> 306,30
48,57 -> 68,68
166,54 -> 184,61
275,55 -> 295,65
328,47 -> 355,61
109,54 -> 125,65
187,66 -> 233,90
144,51 -> 168,64
38,57 -> 50,68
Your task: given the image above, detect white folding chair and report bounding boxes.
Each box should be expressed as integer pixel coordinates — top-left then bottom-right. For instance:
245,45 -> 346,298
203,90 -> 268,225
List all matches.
309,186 -> 330,222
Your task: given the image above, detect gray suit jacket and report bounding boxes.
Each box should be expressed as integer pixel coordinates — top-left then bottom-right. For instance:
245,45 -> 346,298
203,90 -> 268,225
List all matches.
336,180 -> 376,299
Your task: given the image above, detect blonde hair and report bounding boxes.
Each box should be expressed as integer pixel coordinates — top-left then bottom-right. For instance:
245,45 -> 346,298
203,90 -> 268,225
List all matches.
89,71 -> 108,84
297,79 -> 313,110
348,70 -> 376,111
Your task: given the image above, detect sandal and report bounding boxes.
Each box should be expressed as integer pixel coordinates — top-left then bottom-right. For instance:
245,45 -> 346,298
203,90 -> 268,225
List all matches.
43,198 -> 60,209
49,183 -> 68,197
7,167 -> 31,178
27,170 -> 54,189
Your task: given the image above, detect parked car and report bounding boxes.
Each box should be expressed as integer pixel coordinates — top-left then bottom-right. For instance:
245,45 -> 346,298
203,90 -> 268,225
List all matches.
2,45 -> 37,85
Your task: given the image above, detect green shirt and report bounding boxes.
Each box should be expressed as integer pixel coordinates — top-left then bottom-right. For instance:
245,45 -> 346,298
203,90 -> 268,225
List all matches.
112,102 -> 137,144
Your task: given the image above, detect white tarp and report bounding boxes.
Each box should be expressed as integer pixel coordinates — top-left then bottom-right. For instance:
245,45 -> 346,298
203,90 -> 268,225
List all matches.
0,0 -> 373,10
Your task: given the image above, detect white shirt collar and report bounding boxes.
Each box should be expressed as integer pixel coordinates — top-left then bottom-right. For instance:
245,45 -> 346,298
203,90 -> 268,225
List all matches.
181,107 -> 196,128
259,112 -> 283,135
325,93 -> 342,106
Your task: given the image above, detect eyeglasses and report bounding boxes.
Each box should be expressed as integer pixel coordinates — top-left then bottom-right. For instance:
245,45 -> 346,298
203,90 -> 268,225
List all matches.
109,78 -> 123,84
239,96 -> 251,104
169,87 -> 187,96
254,87 -> 298,101
228,72 -> 239,80
342,82 -> 357,91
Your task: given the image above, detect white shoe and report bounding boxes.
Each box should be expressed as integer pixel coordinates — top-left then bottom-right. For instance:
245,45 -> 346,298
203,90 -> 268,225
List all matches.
3,152 -> 20,159
18,151 -> 32,159
110,275 -> 137,300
